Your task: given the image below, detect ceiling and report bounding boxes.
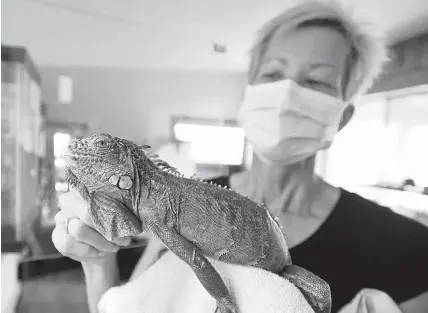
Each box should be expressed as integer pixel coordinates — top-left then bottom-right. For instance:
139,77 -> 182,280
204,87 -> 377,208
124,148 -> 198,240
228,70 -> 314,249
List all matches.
2,0 -> 428,71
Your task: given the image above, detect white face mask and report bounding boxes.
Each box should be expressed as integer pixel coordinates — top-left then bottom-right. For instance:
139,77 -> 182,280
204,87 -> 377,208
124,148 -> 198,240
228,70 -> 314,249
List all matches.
237,79 -> 346,165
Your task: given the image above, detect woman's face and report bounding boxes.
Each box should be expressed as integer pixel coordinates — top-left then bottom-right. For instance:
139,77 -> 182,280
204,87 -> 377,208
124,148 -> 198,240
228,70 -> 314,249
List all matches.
253,25 -> 350,99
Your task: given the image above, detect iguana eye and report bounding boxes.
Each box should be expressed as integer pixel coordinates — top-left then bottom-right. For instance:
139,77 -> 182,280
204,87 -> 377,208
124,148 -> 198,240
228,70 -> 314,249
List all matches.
93,137 -> 110,150
96,139 -> 106,147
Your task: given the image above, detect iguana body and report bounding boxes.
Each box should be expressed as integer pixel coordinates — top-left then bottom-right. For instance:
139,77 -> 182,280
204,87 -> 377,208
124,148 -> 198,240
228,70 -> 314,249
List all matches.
65,133 -> 331,313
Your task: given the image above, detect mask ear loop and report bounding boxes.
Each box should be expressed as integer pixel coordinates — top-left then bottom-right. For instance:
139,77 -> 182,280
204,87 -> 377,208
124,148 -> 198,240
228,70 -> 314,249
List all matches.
323,49 -> 354,143
335,46 -> 359,138
341,45 -> 357,101
341,46 -> 366,106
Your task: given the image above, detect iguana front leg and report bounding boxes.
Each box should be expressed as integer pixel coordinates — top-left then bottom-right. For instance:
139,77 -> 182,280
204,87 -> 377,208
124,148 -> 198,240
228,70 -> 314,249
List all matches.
280,265 -> 332,313
148,223 -> 238,313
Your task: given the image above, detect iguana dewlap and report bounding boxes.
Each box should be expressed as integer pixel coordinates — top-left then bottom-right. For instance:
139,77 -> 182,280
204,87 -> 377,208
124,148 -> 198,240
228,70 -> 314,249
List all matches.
64,133 -> 331,313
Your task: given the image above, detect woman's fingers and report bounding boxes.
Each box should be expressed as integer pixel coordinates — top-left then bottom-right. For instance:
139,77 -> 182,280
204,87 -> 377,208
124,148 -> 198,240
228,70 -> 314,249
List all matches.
52,211 -> 104,260
54,210 -> 120,253
112,236 -> 132,247
52,225 -> 103,260
67,218 -> 120,253
59,189 -> 94,227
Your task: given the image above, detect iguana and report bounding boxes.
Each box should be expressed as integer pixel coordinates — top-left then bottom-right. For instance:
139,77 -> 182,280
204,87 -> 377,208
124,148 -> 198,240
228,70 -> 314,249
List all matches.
64,133 -> 331,313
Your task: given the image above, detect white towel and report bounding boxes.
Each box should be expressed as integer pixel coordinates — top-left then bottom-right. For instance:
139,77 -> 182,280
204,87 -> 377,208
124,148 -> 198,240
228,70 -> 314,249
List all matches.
338,289 -> 402,313
98,251 -> 314,313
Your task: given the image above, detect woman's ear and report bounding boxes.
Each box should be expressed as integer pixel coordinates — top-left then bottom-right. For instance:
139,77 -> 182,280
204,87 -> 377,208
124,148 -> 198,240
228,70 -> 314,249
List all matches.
338,104 -> 355,132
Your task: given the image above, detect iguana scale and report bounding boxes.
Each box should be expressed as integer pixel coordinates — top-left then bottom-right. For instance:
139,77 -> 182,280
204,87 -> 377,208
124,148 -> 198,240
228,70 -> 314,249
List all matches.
64,133 -> 331,313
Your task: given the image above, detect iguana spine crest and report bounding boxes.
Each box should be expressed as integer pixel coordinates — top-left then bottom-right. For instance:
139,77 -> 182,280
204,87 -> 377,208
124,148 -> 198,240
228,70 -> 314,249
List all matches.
142,146 -> 284,231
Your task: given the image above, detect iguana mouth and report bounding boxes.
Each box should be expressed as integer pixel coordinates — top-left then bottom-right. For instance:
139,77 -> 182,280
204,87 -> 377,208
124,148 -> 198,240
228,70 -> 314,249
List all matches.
63,153 -> 102,162
64,153 -> 133,191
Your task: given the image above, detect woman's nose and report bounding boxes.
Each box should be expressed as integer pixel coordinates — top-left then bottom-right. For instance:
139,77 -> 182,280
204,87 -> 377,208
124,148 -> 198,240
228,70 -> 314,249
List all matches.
282,66 -> 305,85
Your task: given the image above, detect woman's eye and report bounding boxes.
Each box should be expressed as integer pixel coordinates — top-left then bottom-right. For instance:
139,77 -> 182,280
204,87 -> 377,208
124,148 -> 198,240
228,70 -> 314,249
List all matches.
262,72 -> 283,81
305,79 -> 333,89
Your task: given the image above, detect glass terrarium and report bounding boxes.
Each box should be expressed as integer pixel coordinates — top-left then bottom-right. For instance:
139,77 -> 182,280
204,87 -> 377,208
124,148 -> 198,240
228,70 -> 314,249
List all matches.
1,45 -> 43,249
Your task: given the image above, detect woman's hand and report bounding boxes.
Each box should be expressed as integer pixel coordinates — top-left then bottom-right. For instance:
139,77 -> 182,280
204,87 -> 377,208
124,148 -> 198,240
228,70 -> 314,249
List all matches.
52,189 -> 131,264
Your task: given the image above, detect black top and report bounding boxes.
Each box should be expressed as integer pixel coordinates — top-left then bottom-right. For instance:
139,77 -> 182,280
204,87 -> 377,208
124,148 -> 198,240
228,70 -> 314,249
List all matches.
208,175 -> 428,312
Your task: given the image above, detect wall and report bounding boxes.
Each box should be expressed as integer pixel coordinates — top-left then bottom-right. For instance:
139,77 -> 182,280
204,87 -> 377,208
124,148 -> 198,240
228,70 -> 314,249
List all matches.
39,33 -> 427,147
370,33 -> 428,93
40,67 -> 246,145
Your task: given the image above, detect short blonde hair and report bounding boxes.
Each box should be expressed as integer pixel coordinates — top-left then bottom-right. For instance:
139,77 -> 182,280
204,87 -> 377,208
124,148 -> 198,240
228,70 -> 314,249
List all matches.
248,0 -> 390,101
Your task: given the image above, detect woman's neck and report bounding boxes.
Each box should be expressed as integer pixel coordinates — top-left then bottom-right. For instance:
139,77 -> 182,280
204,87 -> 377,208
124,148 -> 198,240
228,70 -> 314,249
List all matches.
254,156 -> 315,196
232,154 -> 339,217
230,154 -> 341,247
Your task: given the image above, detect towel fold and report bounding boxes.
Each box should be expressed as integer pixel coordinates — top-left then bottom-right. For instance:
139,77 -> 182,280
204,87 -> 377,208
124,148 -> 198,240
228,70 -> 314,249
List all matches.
338,289 -> 402,313
98,251 -> 314,313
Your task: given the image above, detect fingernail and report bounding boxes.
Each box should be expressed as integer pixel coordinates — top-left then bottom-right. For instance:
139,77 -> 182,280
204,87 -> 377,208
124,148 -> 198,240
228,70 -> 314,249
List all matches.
115,238 -> 130,246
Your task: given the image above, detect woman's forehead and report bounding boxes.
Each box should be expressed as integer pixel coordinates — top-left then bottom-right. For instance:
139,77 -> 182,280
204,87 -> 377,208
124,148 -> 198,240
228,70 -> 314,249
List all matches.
262,25 -> 350,71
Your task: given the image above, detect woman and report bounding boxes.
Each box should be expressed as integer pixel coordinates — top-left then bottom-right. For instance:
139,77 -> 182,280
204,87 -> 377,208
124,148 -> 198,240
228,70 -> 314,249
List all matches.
52,1 -> 428,312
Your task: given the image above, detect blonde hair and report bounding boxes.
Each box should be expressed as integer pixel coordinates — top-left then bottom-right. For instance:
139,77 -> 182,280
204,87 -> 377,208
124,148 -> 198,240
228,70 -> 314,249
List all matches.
248,0 -> 390,101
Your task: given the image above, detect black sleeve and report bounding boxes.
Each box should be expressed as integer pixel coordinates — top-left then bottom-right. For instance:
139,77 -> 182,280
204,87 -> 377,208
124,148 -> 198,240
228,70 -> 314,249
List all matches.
348,192 -> 428,303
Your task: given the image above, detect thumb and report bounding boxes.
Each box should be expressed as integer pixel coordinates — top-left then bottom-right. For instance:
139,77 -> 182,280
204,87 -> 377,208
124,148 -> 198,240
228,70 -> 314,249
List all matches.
112,236 -> 132,247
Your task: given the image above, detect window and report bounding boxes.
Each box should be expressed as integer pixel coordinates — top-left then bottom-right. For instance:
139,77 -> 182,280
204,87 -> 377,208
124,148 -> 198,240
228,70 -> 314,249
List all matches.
387,90 -> 428,187
323,96 -> 390,187
53,132 -> 70,157
53,132 -> 70,192
173,120 -> 246,166
322,87 -> 428,190
399,125 -> 428,186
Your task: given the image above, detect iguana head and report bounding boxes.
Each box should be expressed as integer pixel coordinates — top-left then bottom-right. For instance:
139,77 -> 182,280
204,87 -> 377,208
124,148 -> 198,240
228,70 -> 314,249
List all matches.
64,133 -> 148,240
65,133 -> 140,191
